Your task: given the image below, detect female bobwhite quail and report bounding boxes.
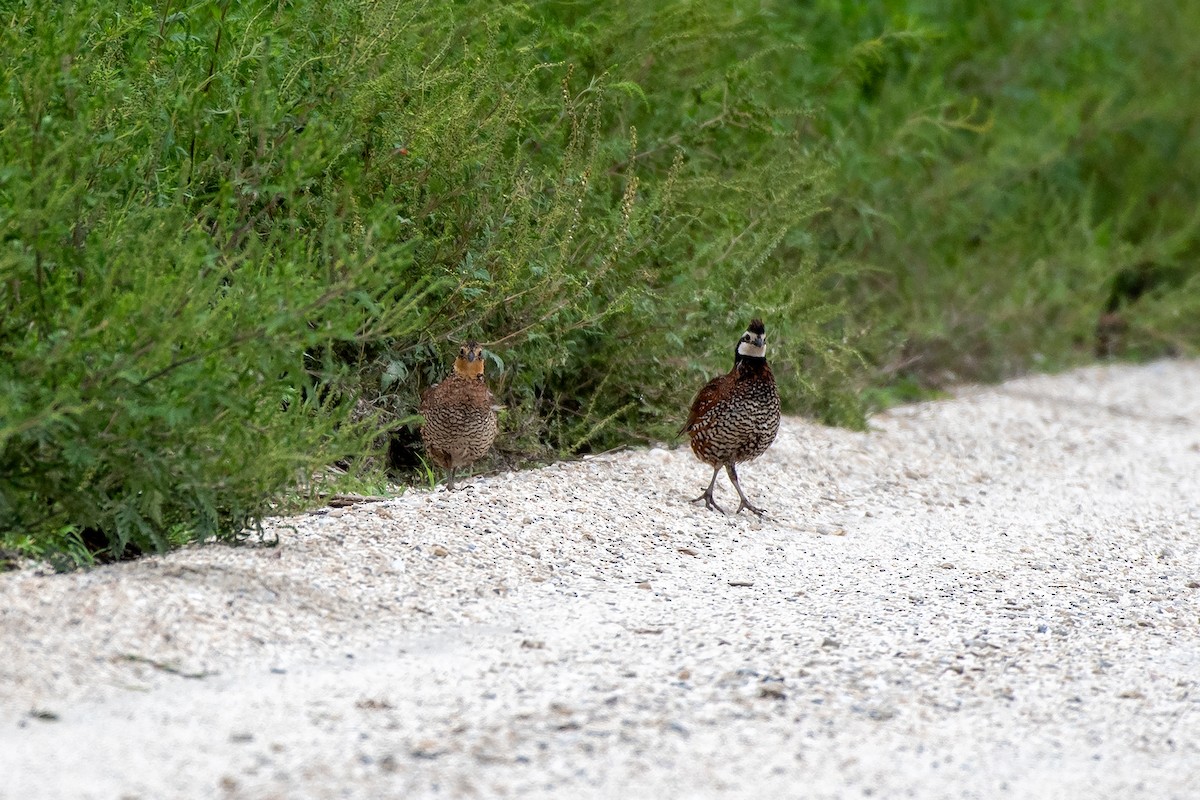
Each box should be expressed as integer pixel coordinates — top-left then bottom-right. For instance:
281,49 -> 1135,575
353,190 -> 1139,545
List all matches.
683,318 -> 780,515
419,341 -> 498,489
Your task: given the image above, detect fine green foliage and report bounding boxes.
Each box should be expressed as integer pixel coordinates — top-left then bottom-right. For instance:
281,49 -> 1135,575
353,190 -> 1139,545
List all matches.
3,0 -> 1198,565
794,0 -> 1200,384
0,1 -> 439,564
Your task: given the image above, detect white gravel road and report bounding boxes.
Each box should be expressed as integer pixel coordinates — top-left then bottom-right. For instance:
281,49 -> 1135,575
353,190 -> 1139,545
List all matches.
3,360 -> 1200,799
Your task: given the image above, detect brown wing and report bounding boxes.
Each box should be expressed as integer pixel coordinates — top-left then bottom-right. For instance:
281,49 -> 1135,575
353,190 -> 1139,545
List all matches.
418,383 -> 436,413
421,375 -> 493,412
683,371 -> 733,436
419,375 -> 497,469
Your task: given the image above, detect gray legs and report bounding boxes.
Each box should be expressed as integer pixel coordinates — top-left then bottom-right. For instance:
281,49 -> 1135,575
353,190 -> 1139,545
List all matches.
691,465 -> 725,514
725,464 -> 765,516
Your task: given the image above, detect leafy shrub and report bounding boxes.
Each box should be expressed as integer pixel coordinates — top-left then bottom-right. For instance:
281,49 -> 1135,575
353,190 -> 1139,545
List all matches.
2,1 -> 854,565
3,0 -> 1199,566
0,1 -> 439,563
788,0 -> 1200,383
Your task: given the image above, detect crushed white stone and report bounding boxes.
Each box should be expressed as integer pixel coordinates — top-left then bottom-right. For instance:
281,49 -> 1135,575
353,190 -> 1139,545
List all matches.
3,360 -> 1200,799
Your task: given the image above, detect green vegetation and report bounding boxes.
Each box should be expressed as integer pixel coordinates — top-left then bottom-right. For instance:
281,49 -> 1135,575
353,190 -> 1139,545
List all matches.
3,0 -> 1197,566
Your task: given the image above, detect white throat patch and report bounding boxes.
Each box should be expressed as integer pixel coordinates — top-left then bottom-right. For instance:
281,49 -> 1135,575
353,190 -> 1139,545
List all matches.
737,337 -> 766,358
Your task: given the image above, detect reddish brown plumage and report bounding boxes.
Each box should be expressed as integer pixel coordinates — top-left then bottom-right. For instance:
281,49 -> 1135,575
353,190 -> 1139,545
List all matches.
686,362 -> 779,465
419,341 -> 498,489
684,319 -> 780,515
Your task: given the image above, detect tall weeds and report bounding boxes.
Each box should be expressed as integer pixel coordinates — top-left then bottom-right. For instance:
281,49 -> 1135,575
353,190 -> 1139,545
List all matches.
2,0 -> 1198,565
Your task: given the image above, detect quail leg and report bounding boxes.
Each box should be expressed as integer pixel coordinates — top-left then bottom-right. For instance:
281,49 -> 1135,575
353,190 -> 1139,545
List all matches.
445,467 -> 457,491
725,464 -> 765,516
691,465 -> 726,514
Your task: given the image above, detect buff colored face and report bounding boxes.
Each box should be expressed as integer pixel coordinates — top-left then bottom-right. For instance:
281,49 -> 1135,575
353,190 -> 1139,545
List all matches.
454,342 -> 486,378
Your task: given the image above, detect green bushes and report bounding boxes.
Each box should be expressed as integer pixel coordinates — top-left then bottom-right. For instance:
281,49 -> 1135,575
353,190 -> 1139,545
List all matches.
2,0 -> 1198,565
794,0 -> 1200,381
0,1 -> 441,563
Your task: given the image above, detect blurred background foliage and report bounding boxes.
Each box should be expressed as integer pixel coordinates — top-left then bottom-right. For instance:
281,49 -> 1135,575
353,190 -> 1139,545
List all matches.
2,0 -> 1197,565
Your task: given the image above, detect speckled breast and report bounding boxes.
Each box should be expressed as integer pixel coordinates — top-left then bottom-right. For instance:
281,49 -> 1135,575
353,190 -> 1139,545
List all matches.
691,379 -> 780,465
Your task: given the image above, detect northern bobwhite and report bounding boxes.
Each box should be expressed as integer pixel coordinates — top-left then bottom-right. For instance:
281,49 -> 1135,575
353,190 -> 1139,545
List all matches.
419,341 -> 498,489
683,318 -> 780,515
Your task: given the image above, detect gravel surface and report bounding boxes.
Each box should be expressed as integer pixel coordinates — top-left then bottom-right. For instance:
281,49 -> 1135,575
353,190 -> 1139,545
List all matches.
3,360 -> 1200,799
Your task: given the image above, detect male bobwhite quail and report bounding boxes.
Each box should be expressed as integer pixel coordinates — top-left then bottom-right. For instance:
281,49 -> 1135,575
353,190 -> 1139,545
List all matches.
419,341 -> 498,489
683,318 -> 780,515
